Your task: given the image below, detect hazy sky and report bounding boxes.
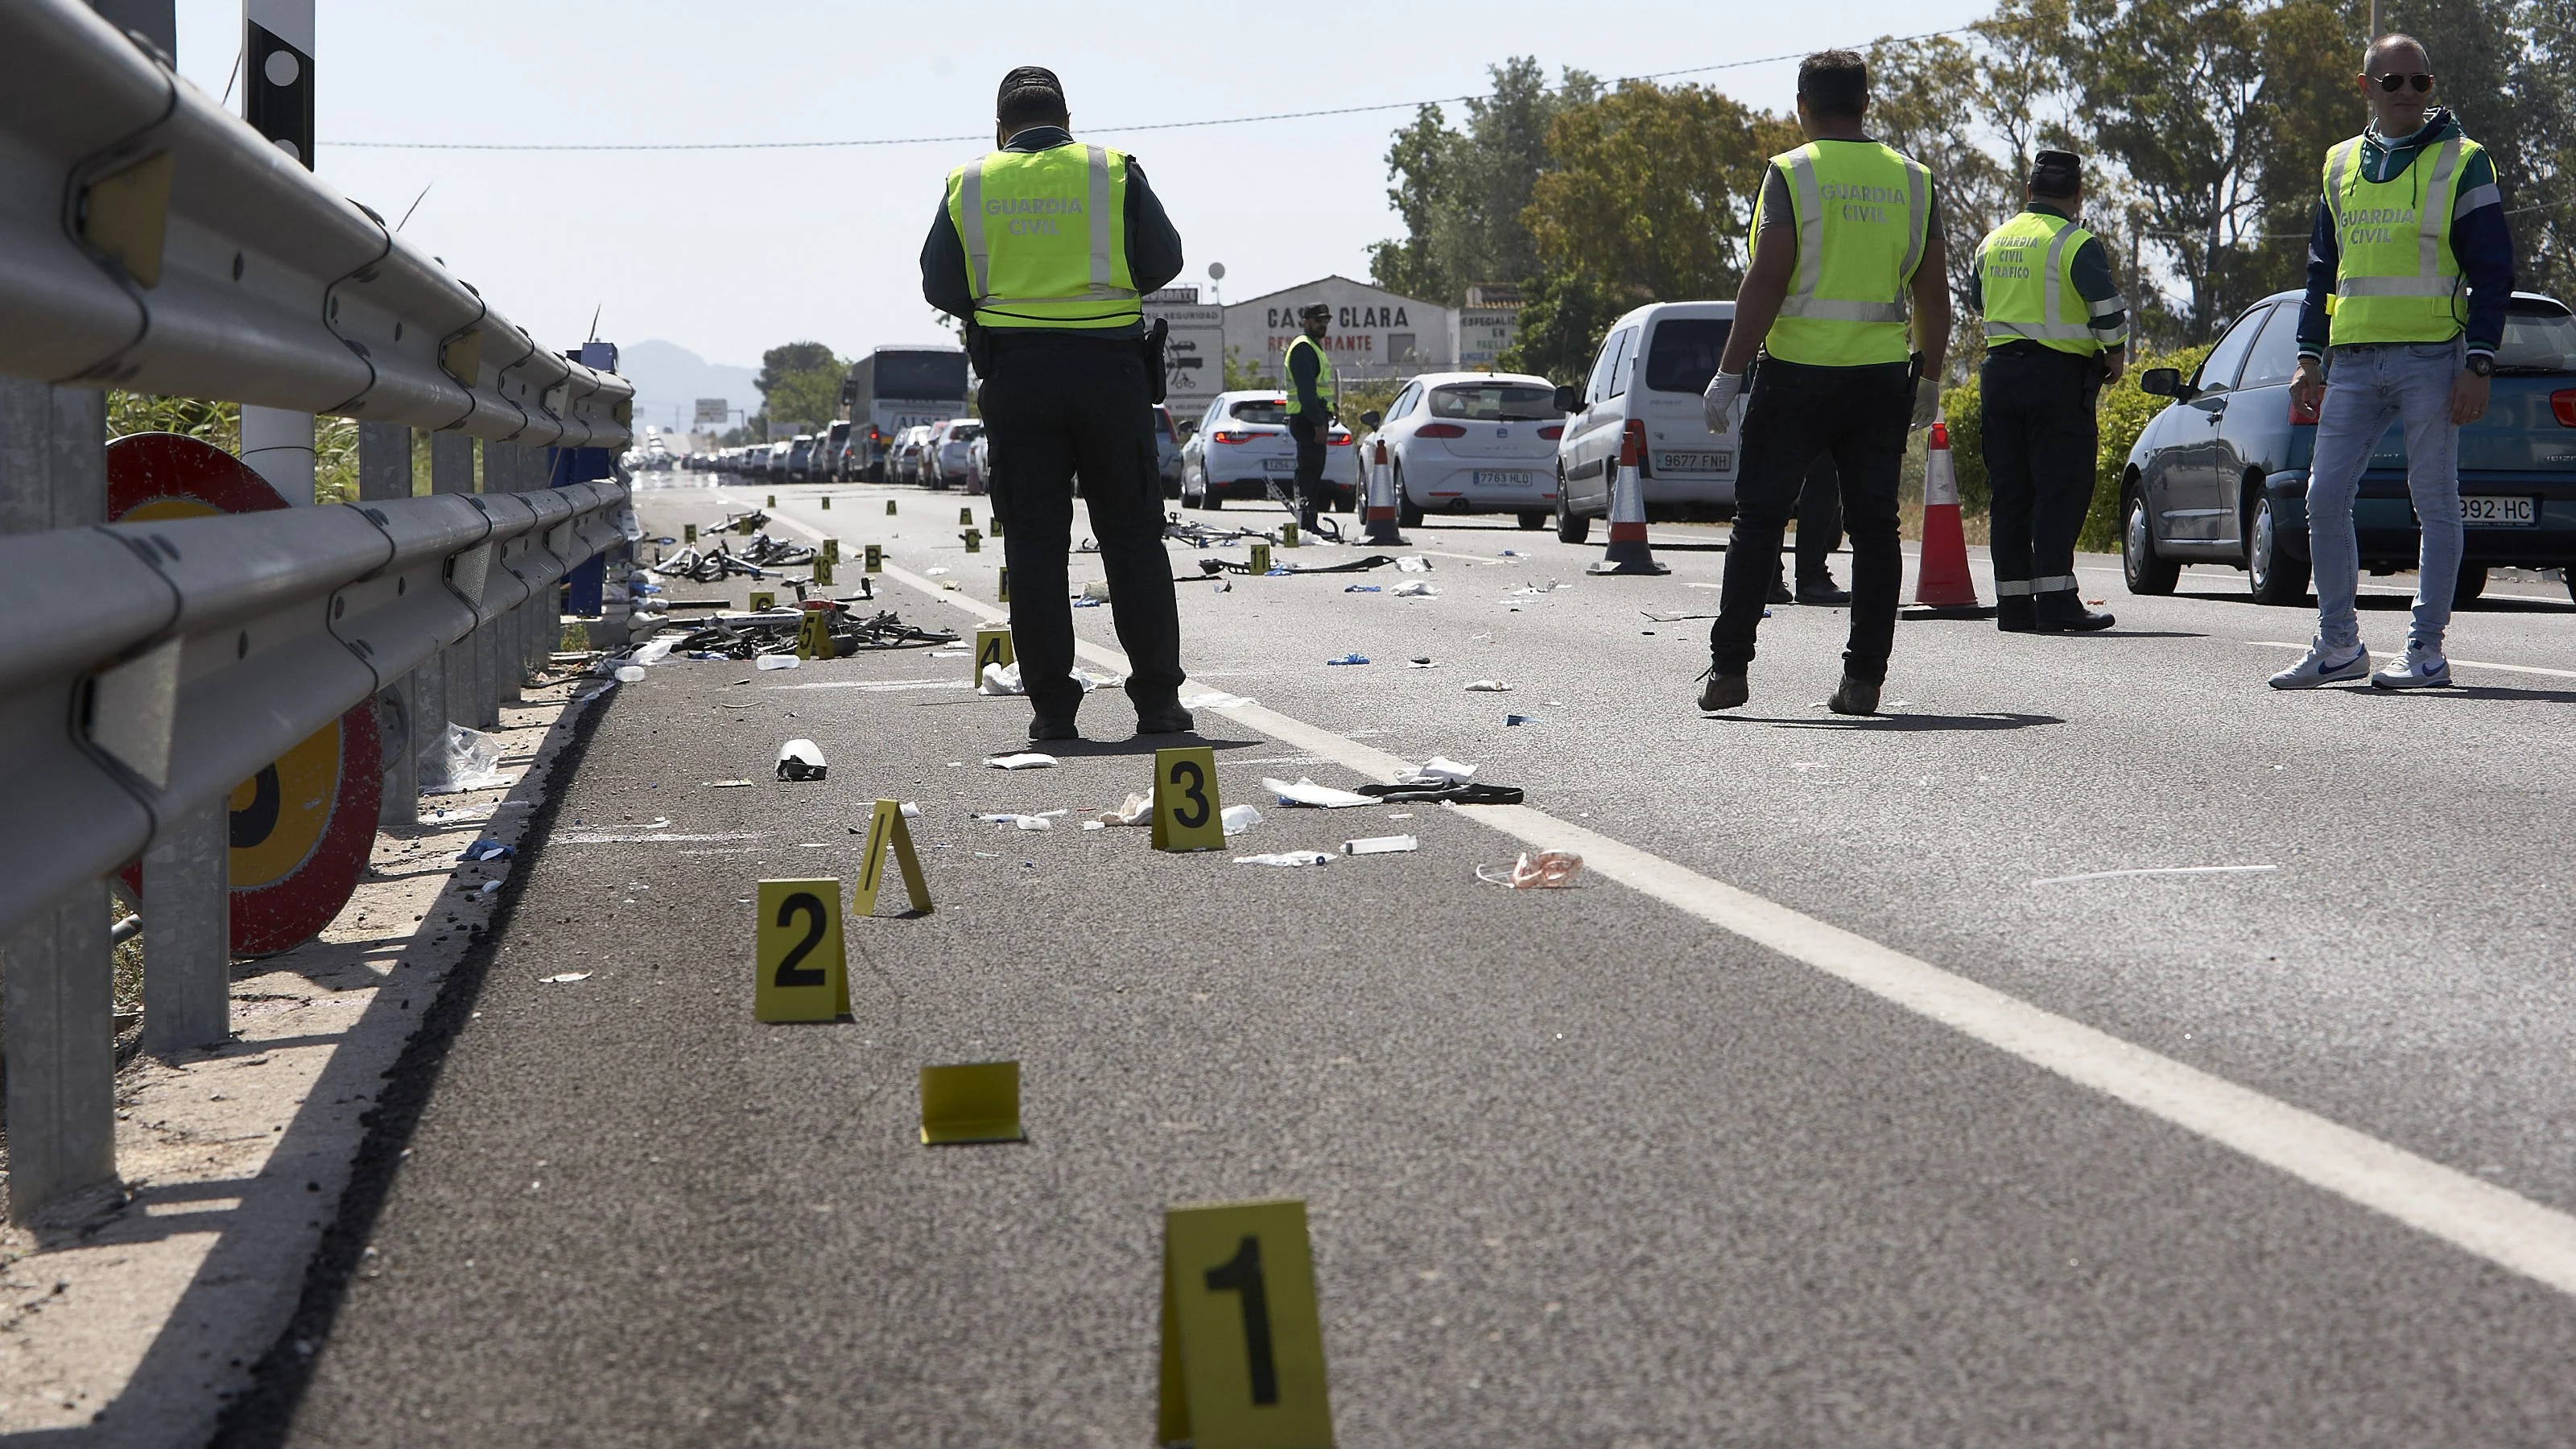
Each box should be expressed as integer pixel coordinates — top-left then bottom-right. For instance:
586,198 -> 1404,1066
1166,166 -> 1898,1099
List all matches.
169,2 -> 1984,379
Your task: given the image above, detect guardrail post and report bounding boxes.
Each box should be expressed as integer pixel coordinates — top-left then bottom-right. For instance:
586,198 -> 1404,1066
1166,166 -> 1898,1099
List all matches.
140,802 -> 229,1054
361,422 -> 420,825
2,886 -> 118,1224
0,379 -> 116,1221
429,432 -> 489,729
497,443 -> 527,705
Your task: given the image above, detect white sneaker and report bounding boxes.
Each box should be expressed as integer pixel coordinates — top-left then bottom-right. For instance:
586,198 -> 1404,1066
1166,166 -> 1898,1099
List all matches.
2372,643 -> 2453,689
2268,640 -> 2371,689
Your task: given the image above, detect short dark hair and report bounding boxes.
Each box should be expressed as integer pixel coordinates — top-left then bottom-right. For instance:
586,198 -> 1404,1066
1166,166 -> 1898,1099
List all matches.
1798,51 -> 1868,120
2363,31 -> 2429,72
997,80 -> 1069,133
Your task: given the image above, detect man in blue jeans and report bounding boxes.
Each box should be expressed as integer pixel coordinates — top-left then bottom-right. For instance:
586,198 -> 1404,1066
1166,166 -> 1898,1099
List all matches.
2271,32 -> 2516,691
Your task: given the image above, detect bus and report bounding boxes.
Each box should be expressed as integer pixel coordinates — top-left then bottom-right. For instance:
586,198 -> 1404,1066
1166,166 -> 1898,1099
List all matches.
843,345 -> 970,481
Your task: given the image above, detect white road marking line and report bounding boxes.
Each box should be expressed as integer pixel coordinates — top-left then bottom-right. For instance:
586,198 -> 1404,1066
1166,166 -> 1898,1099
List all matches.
552,832 -> 762,844
2031,865 -> 2279,886
764,679 -> 969,692
2250,641 -> 2576,679
707,501 -> 2576,1298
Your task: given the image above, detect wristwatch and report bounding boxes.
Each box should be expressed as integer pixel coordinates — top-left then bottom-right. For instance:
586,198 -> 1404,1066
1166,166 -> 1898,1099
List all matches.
2466,353 -> 2494,377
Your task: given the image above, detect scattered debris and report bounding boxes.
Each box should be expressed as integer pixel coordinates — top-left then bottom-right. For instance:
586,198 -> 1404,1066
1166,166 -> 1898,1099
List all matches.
1463,679 -> 1512,692
985,753 -> 1059,770
673,605 -> 956,663
456,840 -> 514,863
1342,835 -> 1418,856
1399,757 -> 1477,785
1505,713 -> 1540,726
707,779 -> 755,788
1326,653 -> 1369,666
1393,580 -> 1436,597
1233,851 -> 1331,867
539,972 -> 592,985
1099,792 -> 1154,826
978,812 -> 1060,831
1220,804 -> 1264,836
422,724 -> 509,794
755,654 -> 801,671
1396,555 -> 1432,572
1476,850 -> 1583,888
1263,777 -> 1377,809
776,739 -> 828,782
1407,657 -> 1437,668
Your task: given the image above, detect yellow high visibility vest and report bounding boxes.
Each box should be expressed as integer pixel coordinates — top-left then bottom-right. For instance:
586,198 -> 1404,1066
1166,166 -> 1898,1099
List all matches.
943,142 -> 1141,330
1756,139 -> 1933,368
1282,333 -> 1333,415
2322,133 -> 2480,346
1975,209 -> 2120,357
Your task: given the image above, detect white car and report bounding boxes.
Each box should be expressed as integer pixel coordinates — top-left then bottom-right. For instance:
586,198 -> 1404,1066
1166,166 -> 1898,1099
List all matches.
1552,300 -> 1743,543
890,425 -> 933,486
926,419 -> 984,492
1364,371 -> 1563,530
965,431 -> 991,495
1178,390 -> 1360,512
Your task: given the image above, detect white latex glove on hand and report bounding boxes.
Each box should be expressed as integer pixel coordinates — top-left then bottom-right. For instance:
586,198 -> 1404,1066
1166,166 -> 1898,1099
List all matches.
1702,371 -> 1744,434
1909,379 -> 1942,432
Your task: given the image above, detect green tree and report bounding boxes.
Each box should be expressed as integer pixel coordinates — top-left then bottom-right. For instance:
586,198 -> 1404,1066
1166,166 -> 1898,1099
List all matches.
755,342 -> 839,404
1497,269 -> 1629,384
1525,80 -> 1791,305
758,344 -> 848,434
1369,59 -> 1601,303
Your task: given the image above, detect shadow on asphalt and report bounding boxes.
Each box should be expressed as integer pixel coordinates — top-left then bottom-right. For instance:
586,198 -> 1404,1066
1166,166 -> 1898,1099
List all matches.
992,734 -> 1268,758
2177,590 -> 2576,614
2347,683 -> 2576,704
1710,712 -> 2066,733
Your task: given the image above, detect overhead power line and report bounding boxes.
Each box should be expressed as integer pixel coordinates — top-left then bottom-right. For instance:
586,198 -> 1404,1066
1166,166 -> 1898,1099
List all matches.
323,31 -> 1972,153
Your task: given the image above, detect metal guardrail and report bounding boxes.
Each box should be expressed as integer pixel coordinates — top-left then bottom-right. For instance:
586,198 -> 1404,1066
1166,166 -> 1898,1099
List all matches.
0,0 -> 634,447
0,481 -> 630,935
0,1 -> 649,1221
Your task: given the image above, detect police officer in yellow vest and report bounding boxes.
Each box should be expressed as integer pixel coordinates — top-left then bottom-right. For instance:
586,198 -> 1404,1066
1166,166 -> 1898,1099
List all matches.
1973,150 -> 2127,634
1698,50 -> 1950,716
922,67 -> 1191,739
2270,33 -> 2516,691
1282,303 -> 1335,533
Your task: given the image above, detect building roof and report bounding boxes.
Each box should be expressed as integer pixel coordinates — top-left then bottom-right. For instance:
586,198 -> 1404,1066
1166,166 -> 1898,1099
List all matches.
1224,274 -> 1447,312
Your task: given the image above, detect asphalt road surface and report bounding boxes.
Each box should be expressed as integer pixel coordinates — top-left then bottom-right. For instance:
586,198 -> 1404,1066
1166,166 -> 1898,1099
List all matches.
230,477 -> 2576,1447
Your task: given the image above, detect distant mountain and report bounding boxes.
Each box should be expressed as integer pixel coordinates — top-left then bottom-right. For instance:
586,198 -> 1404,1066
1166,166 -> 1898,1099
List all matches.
615,339 -> 761,437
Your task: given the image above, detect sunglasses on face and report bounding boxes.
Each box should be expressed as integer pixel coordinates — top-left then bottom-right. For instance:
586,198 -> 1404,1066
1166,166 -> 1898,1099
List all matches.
2371,72 -> 2435,93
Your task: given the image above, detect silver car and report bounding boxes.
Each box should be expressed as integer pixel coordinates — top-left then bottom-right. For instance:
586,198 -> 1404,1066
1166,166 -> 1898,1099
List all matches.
926,419 -> 984,491
1552,300 -> 1743,543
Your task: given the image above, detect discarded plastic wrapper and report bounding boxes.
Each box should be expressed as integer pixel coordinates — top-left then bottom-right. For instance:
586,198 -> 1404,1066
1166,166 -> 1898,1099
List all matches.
1344,584 -> 1382,593
478,880 -> 502,894
1080,580 -> 1112,602
540,972 -> 590,985
980,662 -> 1025,696
1220,803 -> 1264,836
1392,580 -> 1435,597
926,567 -> 951,576
1263,777 -> 1377,809
978,811 -> 1061,831
985,753 -> 1059,770
421,723 -> 509,794
1463,679 -> 1512,692
457,839 -> 514,863
1180,691 -> 1255,709
1505,713 -> 1540,726
776,738 -> 828,782
1342,834 -> 1418,856
1400,756 -> 1477,785
755,654 -> 801,671
707,779 -> 755,788
1477,850 -> 1584,889
1100,791 -> 1154,825
613,665 -> 647,683
1326,653 -> 1369,666
634,638 -> 675,667
1396,555 -> 1432,572
929,649 -> 969,659
900,802 -> 922,819
1233,851 -> 1330,867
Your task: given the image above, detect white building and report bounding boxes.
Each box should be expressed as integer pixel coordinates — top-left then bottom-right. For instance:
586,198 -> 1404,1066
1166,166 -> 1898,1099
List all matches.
1223,276 -> 1455,390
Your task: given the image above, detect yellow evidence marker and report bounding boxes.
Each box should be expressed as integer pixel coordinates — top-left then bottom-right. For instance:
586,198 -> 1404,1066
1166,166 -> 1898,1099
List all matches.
886,498 -> 898,516
998,566 -> 1010,602
959,506 -> 975,526
851,798 -> 932,918
1159,1199 -> 1335,1448
1281,520 -> 1301,548
795,608 -> 834,659
811,553 -> 836,585
1151,745 -> 1225,852
748,590 -> 777,612
821,495 -> 832,510
918,1061 -> 1024,1145
1248,543 -> 1272,576
989,514 -> 1004,538
974,627 -> 1014,681
753,879 -> 849,1023
767,493 -> 777,506
823,539 -> 840,563
865,543 -> 884,573
683,522 -> 698,543
964,528 -> 982,554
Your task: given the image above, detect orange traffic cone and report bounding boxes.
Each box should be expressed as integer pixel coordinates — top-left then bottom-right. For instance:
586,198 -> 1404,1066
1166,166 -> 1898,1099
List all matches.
1587,420 -> 1669,576
1360,436 -> 1408,545
1904,419 -> 1992,618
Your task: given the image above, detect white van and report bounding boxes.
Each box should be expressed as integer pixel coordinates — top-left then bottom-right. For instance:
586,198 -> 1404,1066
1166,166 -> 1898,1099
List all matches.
1551,301 -> 1740,543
